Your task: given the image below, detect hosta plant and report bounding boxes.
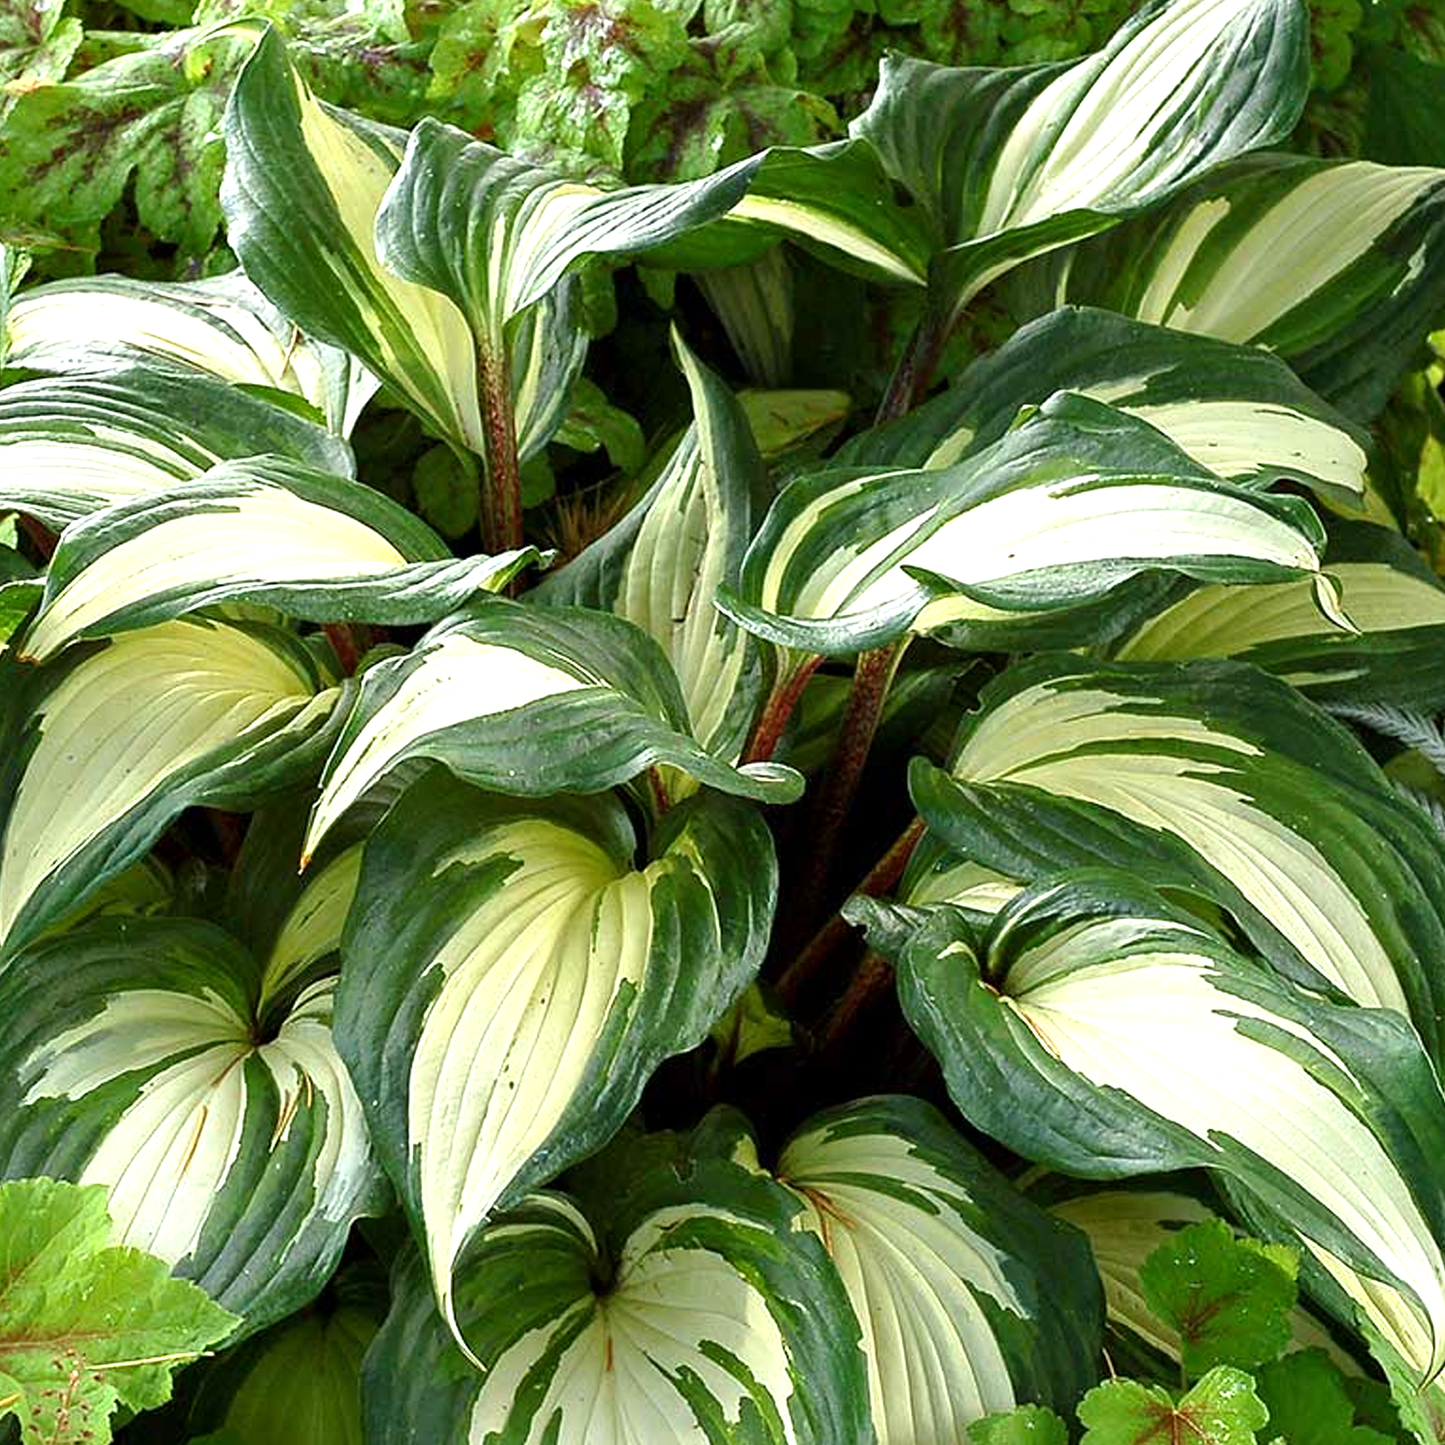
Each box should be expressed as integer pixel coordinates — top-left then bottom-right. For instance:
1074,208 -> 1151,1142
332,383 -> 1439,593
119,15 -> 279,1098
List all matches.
3,0 -> 1445,1441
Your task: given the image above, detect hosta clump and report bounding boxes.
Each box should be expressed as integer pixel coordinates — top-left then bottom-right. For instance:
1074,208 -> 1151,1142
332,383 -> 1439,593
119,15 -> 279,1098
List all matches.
3,0 -> 1445,1441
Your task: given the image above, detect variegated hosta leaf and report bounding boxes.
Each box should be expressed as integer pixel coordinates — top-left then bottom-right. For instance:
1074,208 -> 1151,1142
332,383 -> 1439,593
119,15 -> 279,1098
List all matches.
1049,1187 -> 1362,1374
3,270 -> 377,437
534,334 -> 767,777
846,842 -> 1027,966
1029,154 -> 1445,420
259,843 -> 362,1016
676,140 -> 936,287
334,774 -> 778,1352
0,368 -> 354,529
776,1095 -> 1103,1442
852,0 -> 1307,317
1114,522 -> 1445,710
305,597 -> 799,859
0,618 -> 341,961
46,854 -> 176,937
365,1162 -> 874,1444
893,870 -> 1445,1383
839,306 -> 1371,509
510,280 -> 588,465
718,392 -> 1326,657
222,29 -> 484,453
911,656 -> 1445,1057
18,456 -> 543,664
374,120 -> 767,359
697,249 -> 795,387
0,916 -> 386,1334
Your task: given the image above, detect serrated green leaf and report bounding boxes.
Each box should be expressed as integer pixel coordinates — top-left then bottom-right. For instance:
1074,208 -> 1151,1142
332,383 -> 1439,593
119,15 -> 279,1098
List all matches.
0,1178 -> 237,1445
409,443 -> 477,539
0,239 -> 26,367
0,921 -> 386,1334
1050,1189 -> 1365,1379
0,582 -> 38,654
1255,1349 -> 1395,1445
553,376 -> 646,472
1139,1219 -> 1298,1374
0,27 -> 251,258
967,1404 -> 1070,1445
1079,1367 -> 1268,1445
0,0 -> 81,128
738,387 -> 851,456
335,774 -> 779,1357
513,0 -> 691,171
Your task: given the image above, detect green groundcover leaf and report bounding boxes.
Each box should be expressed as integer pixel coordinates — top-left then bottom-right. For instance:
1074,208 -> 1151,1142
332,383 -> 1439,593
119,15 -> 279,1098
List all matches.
1047,1188 -> 1361,1377
1138,1219 -> 1299,1374
0,0 -> 79,132
1255,1349 -> 1396,1445
967,1405 -> 1069,1444
0,1177 -> 237,1445
1079,1367 -> 1268,1445
0,26 -> 255,258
